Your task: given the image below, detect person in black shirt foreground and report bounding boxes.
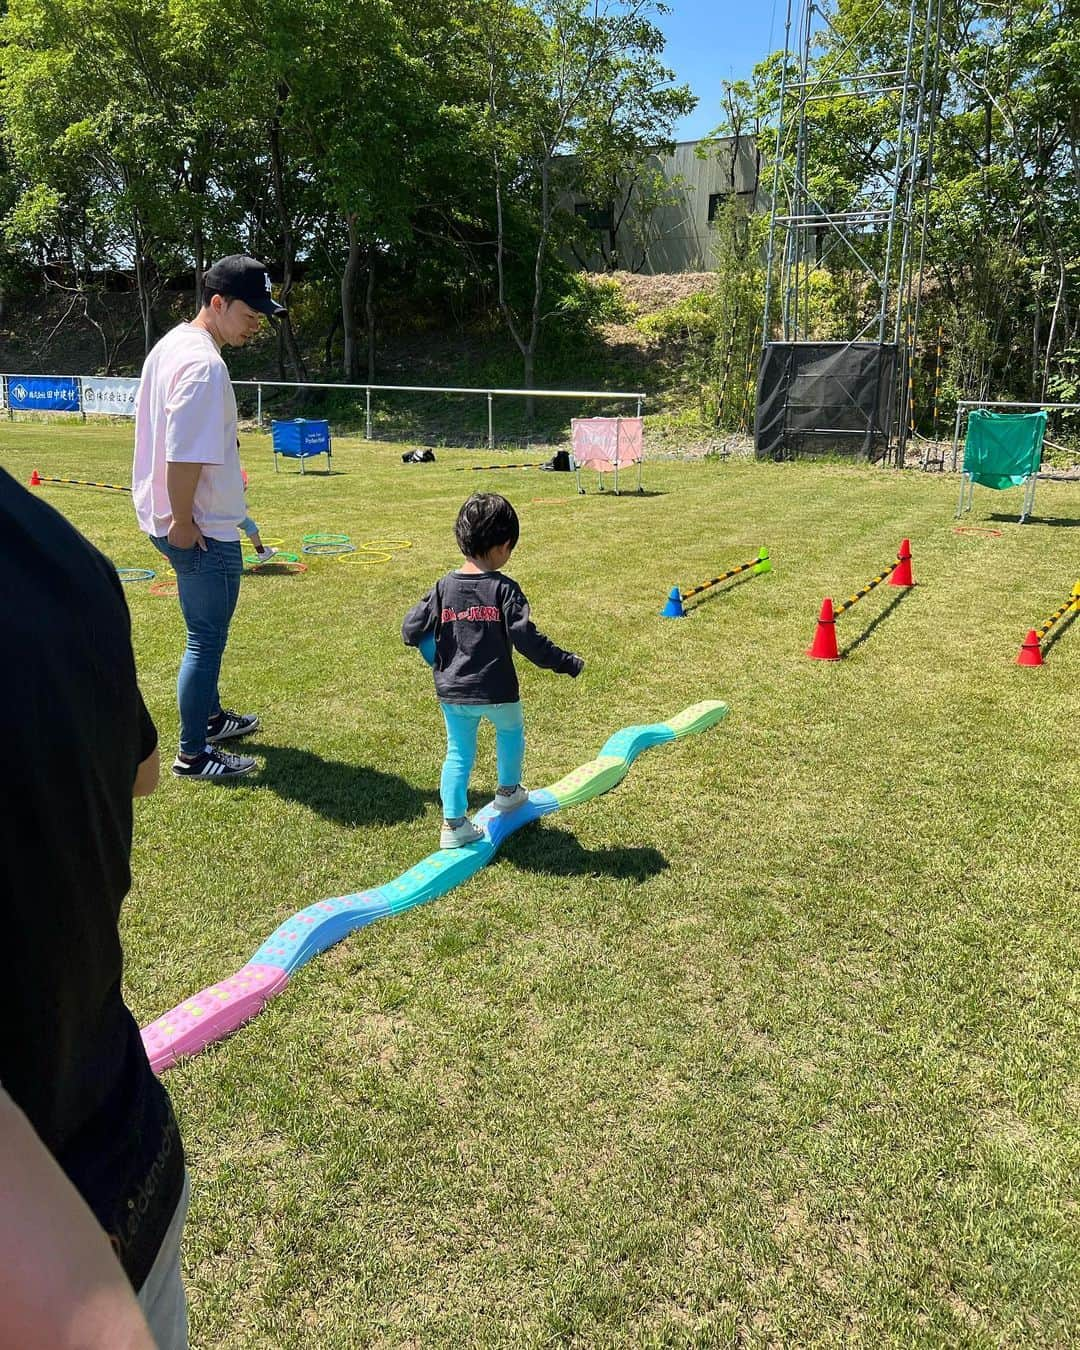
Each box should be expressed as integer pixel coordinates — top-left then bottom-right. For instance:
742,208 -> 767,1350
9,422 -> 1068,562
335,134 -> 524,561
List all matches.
402,492 -> 584,848
0,468 -> 189,1348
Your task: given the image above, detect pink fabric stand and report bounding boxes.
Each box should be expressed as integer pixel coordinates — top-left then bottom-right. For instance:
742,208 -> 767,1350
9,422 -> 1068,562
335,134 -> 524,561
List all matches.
571,417 -> 644,494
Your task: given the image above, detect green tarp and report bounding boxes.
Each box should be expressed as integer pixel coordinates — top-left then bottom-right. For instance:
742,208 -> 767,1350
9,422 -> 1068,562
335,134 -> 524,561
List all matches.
963,410 -> 1047,489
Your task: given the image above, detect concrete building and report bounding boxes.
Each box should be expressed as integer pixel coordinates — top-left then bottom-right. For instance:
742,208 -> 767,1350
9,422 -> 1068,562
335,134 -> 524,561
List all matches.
564,135 -> 762,274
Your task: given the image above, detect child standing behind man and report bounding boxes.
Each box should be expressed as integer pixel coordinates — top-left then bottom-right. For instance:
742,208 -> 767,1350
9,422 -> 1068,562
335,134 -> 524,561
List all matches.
403,493 -> 584,848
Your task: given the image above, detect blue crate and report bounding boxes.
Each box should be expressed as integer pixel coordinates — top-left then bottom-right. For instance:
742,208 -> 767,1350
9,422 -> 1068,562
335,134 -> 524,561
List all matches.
271,418 -> 332,473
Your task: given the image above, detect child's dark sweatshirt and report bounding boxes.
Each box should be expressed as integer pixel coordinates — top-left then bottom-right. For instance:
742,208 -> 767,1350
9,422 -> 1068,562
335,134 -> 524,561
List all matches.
402,569 -> 582,704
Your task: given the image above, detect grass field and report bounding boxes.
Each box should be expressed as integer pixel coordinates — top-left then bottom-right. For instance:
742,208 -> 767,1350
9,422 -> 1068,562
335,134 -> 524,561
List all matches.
5,423 -> 1079,1348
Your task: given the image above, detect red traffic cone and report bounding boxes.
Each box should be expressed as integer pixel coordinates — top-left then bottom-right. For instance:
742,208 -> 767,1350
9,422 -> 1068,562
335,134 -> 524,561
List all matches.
890,538 -> 914,587
29,469 -> 41,486
807,597 -> 840,660
1016,630 -> 1043,666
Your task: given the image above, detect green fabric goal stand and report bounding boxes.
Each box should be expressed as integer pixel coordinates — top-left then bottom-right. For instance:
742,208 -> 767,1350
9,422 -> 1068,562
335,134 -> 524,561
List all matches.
955,409 -> 1047,524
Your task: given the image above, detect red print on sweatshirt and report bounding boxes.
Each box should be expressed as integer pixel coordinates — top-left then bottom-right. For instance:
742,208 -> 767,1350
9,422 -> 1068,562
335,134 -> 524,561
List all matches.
441,605 -> 501,623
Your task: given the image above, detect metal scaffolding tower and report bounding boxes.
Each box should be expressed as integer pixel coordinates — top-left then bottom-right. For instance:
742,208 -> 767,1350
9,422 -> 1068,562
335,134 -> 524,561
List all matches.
757,0 -> 945,464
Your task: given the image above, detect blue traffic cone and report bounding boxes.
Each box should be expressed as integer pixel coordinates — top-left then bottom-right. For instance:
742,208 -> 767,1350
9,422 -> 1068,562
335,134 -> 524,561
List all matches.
660,586 -> 685,618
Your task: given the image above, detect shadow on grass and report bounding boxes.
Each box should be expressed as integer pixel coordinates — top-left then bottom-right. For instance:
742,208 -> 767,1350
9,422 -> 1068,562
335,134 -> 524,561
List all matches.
574,487 -> 667,499
500,822 -> 668,882
838,587 -> 914,659
1041,606 -> 1079,657
242,565 -> 309,578
251,746 -> 668,880
254,743 -> 434,825
681,569 -> 757,614
988,512 -> 1080,528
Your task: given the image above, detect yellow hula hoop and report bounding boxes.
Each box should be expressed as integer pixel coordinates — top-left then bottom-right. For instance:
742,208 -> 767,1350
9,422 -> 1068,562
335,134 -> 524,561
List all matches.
338,550 -> 394,565
362,538 -> 412,552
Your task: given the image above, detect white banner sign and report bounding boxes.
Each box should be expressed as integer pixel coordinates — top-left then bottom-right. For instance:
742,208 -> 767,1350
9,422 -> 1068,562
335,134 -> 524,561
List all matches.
81,376 -> 140,417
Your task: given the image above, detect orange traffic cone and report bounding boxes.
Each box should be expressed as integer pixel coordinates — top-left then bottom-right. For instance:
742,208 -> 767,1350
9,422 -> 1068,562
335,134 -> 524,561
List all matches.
1016,630 -> 1043,666
29,469 -> 41,486
890,538 -> 914,587
807,598 -> 840,660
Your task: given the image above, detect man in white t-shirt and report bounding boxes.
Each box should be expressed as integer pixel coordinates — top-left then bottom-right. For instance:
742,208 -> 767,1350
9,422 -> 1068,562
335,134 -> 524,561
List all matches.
133,255 -> 285,780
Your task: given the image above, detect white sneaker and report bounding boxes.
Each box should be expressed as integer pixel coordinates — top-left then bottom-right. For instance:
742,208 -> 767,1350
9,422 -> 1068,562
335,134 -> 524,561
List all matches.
440,818 -> 485,849
493,785 -> 530,812
255,546 -> 278,563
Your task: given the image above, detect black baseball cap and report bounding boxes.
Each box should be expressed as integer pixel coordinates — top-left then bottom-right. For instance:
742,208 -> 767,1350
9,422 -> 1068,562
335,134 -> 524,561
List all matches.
203,254 -> 286,317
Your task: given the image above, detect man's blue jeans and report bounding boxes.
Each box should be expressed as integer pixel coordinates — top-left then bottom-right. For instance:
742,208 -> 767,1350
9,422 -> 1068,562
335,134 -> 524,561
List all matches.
151,536 -> 243,756
439,701 -> 525,820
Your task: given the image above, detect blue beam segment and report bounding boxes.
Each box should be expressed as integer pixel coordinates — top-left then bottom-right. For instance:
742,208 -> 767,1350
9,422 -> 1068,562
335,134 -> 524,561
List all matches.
249,890 -> 393,974
248,792 -> 565,973
476,789 -> 559,850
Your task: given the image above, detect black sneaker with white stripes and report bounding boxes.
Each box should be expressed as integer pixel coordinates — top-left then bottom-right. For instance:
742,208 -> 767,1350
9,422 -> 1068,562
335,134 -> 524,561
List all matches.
171,746 -> 257,780
206,708 -> 260,743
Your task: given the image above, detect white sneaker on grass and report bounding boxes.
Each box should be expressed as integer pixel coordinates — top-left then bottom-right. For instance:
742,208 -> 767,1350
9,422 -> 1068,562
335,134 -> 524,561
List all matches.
493,785 -> 529,812
255,546 -> 278,563
440,818 -> 485,849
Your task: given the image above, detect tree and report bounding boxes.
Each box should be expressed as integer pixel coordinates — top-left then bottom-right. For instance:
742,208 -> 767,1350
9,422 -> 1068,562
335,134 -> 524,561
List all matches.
569,31 -> 695,271
477,0 -> 693,404
0,0 -> 234,355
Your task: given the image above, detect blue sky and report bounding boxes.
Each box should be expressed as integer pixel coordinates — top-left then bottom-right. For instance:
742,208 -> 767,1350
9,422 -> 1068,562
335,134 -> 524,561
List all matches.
654,1 -> 783,142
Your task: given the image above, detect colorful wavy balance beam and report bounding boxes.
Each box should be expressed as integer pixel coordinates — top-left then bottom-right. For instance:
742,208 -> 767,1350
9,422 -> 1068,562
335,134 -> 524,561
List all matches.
140,700 -> 729,1074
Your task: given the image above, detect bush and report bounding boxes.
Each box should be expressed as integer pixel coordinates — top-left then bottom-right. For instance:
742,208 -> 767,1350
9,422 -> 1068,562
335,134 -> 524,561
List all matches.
636,290 -> 722,343
552,273 -> 633,330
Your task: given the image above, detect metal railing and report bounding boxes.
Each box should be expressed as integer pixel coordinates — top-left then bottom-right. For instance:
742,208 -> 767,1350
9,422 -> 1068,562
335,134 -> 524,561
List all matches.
2,373 -> 647,448
232,379 -> 646,448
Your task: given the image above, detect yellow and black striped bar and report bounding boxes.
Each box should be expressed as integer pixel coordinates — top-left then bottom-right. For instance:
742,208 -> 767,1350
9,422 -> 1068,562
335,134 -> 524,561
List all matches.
1034,586 -> 1080,639
832,563 -> 897,616
452,463 -> 543,473
41,475 -> 131,492
681,556 -> 759,602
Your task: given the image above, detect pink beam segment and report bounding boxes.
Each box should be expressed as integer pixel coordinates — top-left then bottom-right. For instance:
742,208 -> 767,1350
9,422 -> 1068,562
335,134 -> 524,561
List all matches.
140,964 -> 290,1073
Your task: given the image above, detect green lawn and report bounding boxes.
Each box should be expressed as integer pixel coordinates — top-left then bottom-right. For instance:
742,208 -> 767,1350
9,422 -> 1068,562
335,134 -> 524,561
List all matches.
5,423 -> 1079,1348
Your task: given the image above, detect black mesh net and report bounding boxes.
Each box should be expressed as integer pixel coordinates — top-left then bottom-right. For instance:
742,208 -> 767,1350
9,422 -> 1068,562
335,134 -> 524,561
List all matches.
754,341 -> 899,460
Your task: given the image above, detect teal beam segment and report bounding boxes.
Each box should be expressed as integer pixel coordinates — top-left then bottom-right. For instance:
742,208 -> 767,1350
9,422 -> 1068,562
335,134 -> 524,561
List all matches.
599,724 -> 677,764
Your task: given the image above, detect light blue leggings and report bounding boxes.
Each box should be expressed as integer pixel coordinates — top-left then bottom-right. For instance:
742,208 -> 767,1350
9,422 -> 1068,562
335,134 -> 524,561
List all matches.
440,701 -> 525,820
